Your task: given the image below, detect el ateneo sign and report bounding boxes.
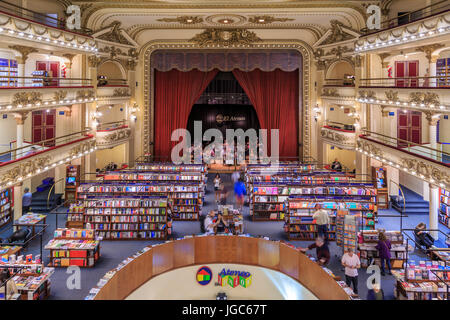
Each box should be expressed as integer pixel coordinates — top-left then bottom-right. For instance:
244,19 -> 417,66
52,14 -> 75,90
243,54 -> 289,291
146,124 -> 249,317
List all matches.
196,266 -> 252,288
215,114 -> 246,125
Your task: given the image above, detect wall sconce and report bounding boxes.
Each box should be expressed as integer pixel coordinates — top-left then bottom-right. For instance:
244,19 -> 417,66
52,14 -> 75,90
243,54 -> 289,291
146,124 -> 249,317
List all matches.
313,104 -> 321,122
130,103 -> 139,122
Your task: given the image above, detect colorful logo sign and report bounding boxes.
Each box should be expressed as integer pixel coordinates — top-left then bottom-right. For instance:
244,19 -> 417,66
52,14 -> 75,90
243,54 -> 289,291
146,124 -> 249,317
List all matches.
196,266 -> 213,286
218,268 -> 252,288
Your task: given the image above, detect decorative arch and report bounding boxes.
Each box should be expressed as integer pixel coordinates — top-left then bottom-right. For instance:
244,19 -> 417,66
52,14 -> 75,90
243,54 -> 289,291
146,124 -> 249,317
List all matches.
98,59 -> 128,80
325,58 -> 355,79
140,39 -> 313,161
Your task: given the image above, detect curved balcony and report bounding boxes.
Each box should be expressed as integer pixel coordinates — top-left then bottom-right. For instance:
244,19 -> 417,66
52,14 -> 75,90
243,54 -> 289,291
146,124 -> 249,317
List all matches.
96,121 -> 131,150
0,130 -> 96,190
320,82 -> 356,105
0,1 -> 96,53
357,130 -> 450,187
321,121 -> 356,150
0,77 -> 95,113
356,0 -> 450,53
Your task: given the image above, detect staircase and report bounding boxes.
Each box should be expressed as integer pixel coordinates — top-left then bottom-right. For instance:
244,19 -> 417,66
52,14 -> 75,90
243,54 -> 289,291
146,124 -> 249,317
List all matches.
30,189 -> 63,214
391,186 -> 429,215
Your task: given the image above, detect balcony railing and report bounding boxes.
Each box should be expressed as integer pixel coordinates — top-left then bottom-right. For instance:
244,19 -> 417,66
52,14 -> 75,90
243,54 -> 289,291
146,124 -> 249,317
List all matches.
323,78 -> 355,87
97,120 -> 128,132
360,0 -> 450,35
360,129 -> 450,165
0,0 -> 92,35
360,76 -> 450,88
97,78 -> 128,87
0,129 -> 93,164
323,121 -> 355,132
0,76 -> 92,88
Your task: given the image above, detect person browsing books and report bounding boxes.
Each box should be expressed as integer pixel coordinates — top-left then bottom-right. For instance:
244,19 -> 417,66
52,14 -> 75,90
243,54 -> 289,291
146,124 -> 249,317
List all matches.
331,158 -> 342,172
215,213 -> 229,234
234,178 -> 246,210
375,232 -> 392,276
312,204 -> 330,240
341,248 -> 361,295
214,174 -> 221,203
0,269 -> 18,300
22,187 -> 32,215
300,237 -> 330,266
367,283 -> 384,300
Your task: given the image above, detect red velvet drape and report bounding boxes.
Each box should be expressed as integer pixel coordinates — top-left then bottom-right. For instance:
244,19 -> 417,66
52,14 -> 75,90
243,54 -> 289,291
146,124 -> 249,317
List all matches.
232,69 -> 299,159
154,69 -> 218,158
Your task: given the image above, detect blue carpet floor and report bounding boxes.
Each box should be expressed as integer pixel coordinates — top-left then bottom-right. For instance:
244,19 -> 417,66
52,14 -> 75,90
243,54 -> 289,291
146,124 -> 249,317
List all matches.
0,174 -> 448,300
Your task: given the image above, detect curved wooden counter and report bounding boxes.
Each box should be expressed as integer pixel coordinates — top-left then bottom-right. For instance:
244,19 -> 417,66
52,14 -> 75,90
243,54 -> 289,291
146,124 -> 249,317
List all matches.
94,236 -> 350,300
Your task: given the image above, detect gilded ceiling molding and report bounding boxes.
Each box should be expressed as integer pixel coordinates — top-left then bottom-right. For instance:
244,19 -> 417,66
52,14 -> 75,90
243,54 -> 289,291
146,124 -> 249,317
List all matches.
8,45 -> 38,64
96,21 -> 134,46
416,44 -> 445,62
189,29 -> 262,47
248,15 -> 295,24
319,20 -> 358,46
141,39 -> 313,160
157,16 -> 204,24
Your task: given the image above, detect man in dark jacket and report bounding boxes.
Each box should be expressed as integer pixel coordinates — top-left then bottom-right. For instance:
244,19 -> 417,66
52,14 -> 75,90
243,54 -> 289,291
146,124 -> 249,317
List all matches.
300,237 -> 331,266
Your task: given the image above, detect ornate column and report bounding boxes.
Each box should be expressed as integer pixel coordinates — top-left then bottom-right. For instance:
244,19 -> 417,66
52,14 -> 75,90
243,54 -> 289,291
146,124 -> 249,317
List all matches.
8,45 -> 38,87
14,112 -> 28,156
426,112 -> 440,161
417,44 -> 444,87
314,58 -> 326,164
429,183 -> 439,240
380,106 -> 389,136
354,54 -> 368,176
378,53 -> 390,78
429,55 -> 439,87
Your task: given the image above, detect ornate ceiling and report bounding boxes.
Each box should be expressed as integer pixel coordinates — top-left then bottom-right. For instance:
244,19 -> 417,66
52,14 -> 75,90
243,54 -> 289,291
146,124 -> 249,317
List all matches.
73,0 -> 371,46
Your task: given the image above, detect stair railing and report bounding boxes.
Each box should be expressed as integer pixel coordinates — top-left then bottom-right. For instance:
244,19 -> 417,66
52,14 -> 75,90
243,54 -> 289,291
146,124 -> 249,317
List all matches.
389,179 -> 406,232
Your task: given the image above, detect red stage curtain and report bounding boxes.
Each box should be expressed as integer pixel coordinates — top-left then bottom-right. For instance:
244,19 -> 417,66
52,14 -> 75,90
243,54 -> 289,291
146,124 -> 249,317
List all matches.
232,69 -> 299,159
154,69 -> 218,158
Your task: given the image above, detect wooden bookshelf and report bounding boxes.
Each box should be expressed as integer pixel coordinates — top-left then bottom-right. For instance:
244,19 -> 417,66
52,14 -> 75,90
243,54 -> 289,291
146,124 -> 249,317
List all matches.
79,196 -> 168,240
0,188 -> 13,229
65,165 -> 81,204
372,166 -> 388,209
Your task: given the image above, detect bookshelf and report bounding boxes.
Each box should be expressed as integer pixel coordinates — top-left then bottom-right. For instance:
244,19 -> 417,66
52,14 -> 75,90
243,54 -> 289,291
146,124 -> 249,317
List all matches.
438,188 -> 449,228
135,162 -> 207,173
358,230 -> 408,269
0,188 -> 12,229
45,228 -> 100,267
287,193 -> 377,241
393,260 -> 450,300
78,182 -> 201,221
80,195 -> 168,240
65,165 -> 81,204
372,166 -> 388,209
436,58 -> 450,88
0,58 -> 17,87
66,202 -> 84,228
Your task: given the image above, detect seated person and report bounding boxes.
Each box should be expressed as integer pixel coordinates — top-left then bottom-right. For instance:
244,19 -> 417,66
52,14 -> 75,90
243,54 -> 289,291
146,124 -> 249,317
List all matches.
414,223 -> 435,249
331,158 -> 342,172
215,213 -> 229,234
204,210 -> 218,235
300,237 -> 330,266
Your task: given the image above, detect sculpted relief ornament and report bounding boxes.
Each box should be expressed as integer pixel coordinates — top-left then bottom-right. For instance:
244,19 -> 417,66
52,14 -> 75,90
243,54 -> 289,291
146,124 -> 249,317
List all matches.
0,155 -> 51,185
356,140 -> 384,158
401,158 -> 450,185
189,29 -> 261,47
321,128 -> 354,147
12,92 -> 42,106
409,92 -> 440,106
98,128 -> 131,147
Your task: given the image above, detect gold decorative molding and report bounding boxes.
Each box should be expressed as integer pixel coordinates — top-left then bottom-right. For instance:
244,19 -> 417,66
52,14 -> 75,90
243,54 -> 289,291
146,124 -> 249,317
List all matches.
356,139 -> 384,158
76,90 -> 95,100
321,127 -> 355,149
315,60 -> 326,71
126,59 -> 137,71
8,45 -> 38,64
321,20 -> 356,45
113,88 -> 131,97
96,21 -> 133,46
99,46 -> 123,59
0,155 -> 52,185
53,90 -> 68,102
416,44 -> 445,62
12,92 -> 42,107
321,88 -> 339,97
327,46 -> 352,59
97,128 -> 132,148
62,53 -> 76,64
69,140 -> 97,158
424,111 -> 440,126
380,106 -> 389,117
248,15 -> 294,24
401,158 -> 449,185
378,53 -> 390,68
157,16 -> 203,24
88,55 -> 101,68
358,90 -> 376,99
409,92 -> 440,106
384,90 -> 399,102
189,29 -> 262,47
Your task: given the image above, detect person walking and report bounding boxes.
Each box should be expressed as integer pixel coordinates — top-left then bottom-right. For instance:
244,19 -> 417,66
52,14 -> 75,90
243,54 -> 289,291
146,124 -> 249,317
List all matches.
312,203 -> 330,240
341,248 -> 361,295
376,232 -> 392,276
233,178 -> 246,211
213,174 -> 221,203
22,188 -> 32,215
231,171 -> 240,184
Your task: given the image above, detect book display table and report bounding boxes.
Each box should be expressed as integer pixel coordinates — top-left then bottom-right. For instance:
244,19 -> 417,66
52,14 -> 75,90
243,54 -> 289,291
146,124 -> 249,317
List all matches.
14,213 -> 47,236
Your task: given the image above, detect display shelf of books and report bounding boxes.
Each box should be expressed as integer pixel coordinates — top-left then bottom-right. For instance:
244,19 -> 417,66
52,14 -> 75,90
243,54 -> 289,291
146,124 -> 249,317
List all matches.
65,165 -> 81,203
372,166 -> 388,209
343,214 -> 359,253
1,254 -> 54,300
439,188 -> 450,228
45,228 -> 100,267
77,182 -> 201,221
80,195 -> 168,240
436,58 -> 450,88
135,163 -> 207,173
65,202 -> 84,228
358,230 -> 409,269
393,260 -> 450,300
0,58 -> 17,87
0,188 -> 12,229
